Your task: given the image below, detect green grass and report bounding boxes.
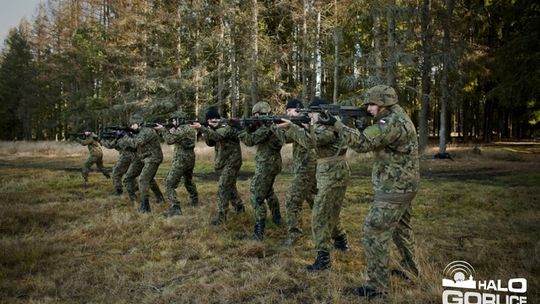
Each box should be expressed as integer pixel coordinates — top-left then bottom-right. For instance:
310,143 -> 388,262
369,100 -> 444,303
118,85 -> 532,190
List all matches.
0,142 -> 539,303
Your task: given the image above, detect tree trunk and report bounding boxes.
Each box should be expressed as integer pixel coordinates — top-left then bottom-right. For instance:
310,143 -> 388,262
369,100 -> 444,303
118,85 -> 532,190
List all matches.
249,0 -> 259,110
438,0 -> 455,155
332,0 -> 340,103
372,8 -> 383,84
386,0 -> 396,87
418,0 -> 432,154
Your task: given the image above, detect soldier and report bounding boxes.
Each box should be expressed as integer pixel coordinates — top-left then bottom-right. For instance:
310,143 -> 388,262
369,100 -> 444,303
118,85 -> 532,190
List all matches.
276,97 -> 350,271
100,137 -> 133,196
272,99 -> 317,246
156,111 -> 199,217
191,107 -> 245,225
74,131 -> 110,182
239,101 -> 284,240
118,114 -> 164,213
320,85 -> 420,299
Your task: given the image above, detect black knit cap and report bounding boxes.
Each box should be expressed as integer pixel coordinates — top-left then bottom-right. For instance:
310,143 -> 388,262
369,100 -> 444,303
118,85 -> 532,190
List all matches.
286,98 -> 304,110
205,107 -> 221,120
308,96 -> 330,110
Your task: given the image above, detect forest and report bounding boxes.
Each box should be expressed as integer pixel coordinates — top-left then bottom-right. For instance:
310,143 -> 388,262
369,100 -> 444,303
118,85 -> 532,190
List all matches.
0,0 -> 539,152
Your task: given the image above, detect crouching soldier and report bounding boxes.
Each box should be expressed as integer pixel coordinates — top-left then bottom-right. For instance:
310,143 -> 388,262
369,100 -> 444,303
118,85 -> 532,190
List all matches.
156,111 -> 199,217
75,131 -> 110,183
192,107 -> 244,225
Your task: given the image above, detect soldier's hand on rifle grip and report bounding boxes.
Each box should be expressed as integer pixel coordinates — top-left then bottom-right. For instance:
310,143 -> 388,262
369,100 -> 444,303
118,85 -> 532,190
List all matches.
355,117 -> 369,131
317,110 -> 337,126
276,119 -> 291,129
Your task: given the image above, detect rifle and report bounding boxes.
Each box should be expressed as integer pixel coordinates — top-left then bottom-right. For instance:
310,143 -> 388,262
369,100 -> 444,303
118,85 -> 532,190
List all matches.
99,126 -> 137,140
297,104 -> 371,130
142,119 -> 204,129
228,115 -> 311,130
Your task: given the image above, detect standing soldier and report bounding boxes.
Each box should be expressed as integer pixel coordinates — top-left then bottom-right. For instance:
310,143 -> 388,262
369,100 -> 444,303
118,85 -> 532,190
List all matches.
321,85 -> 420,299
74,131 -> 110,183
100,137 -> 133,196
156,111 -> 199,217
276,97 -> 350,271
191,107 -> 245,225
239,101 -> 284,240
272,99 -> 317,247
118,114 -> 163,213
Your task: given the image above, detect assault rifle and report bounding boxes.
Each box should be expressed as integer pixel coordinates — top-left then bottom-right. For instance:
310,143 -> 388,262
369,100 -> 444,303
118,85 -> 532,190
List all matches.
297,104 -> 371,130
99,126 -> 138,140
228,115 -> 311,130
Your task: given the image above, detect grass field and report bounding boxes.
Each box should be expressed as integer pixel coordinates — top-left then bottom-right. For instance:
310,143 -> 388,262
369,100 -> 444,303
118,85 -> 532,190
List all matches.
1,141 -> 539,303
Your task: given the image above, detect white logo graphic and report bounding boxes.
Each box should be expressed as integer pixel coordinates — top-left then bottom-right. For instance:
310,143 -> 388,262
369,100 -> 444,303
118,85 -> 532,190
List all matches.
442,260 -> 476,289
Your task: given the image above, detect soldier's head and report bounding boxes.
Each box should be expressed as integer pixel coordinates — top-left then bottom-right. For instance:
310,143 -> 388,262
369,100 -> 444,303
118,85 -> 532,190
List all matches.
169,110 -> 185,126
205,107 -> 221,127
362,85 -> 398,117
252,101 -> 272,117
308,96 -> 330,122
129,113 -> 144,129
286,98 -> 304,116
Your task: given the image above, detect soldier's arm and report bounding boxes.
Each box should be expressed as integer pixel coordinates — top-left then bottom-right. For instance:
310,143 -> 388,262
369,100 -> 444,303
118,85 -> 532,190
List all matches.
335,119 -> 400,153
120,128 -> 153,149
158,128 -> 176,145
78,136 -> 93,146
238,126 -> 271,146
285,123 -> 313,149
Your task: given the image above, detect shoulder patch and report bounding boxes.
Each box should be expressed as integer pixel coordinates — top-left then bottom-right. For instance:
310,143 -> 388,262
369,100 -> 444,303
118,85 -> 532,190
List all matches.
363,125 -> 382,140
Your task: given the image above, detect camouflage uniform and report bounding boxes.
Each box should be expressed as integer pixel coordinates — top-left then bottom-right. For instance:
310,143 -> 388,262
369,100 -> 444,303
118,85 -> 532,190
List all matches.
123,155 -> 164,202
285,122 -> 350,257
273,125 -> 317,245
336,85 -> 420,295
239,102 -> 284,240
159,124 -> 199,208
199,123 -> 244,223
119,115 -> 163,213
101,138 -> 134,194
75,133 -> 109,182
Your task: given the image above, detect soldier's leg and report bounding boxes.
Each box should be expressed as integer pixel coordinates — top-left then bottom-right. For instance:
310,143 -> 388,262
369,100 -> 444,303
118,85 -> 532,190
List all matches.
150,178 -> 164,203
392,198 -> 418,275
328,185 -> 349,251
306,180 -> 333,271
305,168 -> 317,209
183,166 -> 199,206
211,169 -> 229,225
124,159 -> 144,202
96,155 -> 110,178
227,163 -> 244,214
265,172 -> 282,225
81,156 -> 94,182
165,162 -> 183,205
111,154 -> 131,194
137,161 -> 159,212
361,200 -> 410,293
250,171 -> 268,240
284,174 -> 305,245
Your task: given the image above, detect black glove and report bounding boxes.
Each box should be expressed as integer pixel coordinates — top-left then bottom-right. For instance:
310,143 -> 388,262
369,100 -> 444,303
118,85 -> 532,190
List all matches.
317,110 -> 337,126
355,117 -> 370,131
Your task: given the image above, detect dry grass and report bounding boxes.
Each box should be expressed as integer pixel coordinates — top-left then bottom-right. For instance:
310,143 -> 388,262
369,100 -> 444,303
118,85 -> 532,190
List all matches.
0,141 -> 539,303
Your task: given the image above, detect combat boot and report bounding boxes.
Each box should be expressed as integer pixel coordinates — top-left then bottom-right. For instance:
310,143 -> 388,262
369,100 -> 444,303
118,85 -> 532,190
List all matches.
155,193 -> 165,204
163,203 -> 182,217
103,171 -> 111,179
306,251 -> 331,272
210,211 -> 226,225
190,197 -> 199,207
232,204 -> 245,216
271,208 -> 282,226
344,285 -> 386,300
111,189 -> 123,196
138,198 -> 151,213
333,234 -> 350,252
251,221 -> 265,241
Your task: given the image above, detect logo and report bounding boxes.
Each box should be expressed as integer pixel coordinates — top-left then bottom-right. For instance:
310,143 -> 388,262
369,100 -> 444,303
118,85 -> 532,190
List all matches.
442,261 -> 528,304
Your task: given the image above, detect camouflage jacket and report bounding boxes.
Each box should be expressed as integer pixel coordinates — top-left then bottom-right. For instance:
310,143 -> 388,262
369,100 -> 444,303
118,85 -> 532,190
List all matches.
119,127 -> 163,164
336,104 -> 420,194
76,133 -> 103,157
159,125 -> 196,157
285,123 -> 347,159
239,125 -> 283,171
273,125 -> 317,174
200,125 -> 242,170
101,137 -> 136,158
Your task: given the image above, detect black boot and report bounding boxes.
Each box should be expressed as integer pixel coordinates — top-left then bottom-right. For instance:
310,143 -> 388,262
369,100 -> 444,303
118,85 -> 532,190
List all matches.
272,208 -> 282,225
190,197 -> 199,207
210,211 -> 226,225
103,171 -> 111,179
111,189 -> 123,196
163,203 -> 182,217
306,251 -> 331,272
138,198 -> 151,213
333,234 -> 350,252
251,221 -> 265,241
155,193 -> 164,204
344,285 -> 385,299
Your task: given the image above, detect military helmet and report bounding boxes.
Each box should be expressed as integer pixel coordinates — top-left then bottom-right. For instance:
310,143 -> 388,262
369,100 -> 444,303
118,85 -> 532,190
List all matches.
168,110 -> 186,120
205,107 -> 221,120
252,101 -> 272,115
129,113 -> 144,124
363,85 -> 398,107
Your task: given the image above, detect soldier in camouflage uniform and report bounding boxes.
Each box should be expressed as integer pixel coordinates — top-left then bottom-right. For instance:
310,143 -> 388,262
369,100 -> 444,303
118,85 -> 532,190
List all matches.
75,131 -> 110,182
123,155 -> 164,203
239,101 -> 284,240
276,97 -> 350,270
100,137 -> 134,195
118,114 -> 164,213
157,111 -> 199,217
192,108 -> 244,225
321,85 -> 420,299
272,99 -> 317,246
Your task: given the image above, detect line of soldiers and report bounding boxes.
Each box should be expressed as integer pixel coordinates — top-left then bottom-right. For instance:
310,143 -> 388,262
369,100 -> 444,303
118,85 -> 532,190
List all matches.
72,85 -> 420,300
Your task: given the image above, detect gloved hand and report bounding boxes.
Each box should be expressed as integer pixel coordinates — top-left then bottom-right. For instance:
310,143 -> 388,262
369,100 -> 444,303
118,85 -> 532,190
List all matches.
317,110 -> 337,126
355,117 -> 370,131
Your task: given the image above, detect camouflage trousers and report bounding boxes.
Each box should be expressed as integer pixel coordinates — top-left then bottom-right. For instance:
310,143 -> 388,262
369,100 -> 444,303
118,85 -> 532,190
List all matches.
216,162 -> 243,214
362,192 -> 418,292
312,158 -> 349,252
82,154 -> 107,181
124,158 -> 163,201
285,168 -> 316,239
111,152 -> 133,192
250,164 -> 281,223
166,154 -> 198,205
